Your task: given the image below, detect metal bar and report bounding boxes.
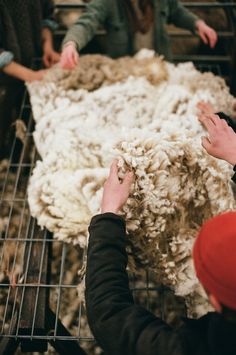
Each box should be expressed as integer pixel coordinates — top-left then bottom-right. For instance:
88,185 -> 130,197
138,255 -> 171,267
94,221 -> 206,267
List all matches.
0,312 -> 20,355
169,31 -> 235,38
55,2 -> 236,9
46,309 -> 87,354
173,55 -> 231,62
19,225 -> 49,352
181,2 -> 236,8
53,243 -> 67,340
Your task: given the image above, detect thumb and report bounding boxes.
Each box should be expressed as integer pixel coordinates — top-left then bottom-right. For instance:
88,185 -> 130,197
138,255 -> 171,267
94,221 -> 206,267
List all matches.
201,136 -> 212,152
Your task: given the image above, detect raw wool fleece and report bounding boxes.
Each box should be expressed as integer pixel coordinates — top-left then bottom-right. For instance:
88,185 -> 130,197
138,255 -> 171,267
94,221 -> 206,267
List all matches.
27,51 -> 236,317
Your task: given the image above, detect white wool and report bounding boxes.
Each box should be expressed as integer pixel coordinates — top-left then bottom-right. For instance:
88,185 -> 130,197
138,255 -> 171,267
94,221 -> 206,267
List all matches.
27,53 -> 236,316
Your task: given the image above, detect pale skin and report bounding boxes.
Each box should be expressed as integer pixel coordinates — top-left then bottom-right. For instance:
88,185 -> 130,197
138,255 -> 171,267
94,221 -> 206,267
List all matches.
60,19 -> 217,70
2,27 -> 60,82
198,112 -> 236,166
102,160 -> 222,313
101,160 -> 134,214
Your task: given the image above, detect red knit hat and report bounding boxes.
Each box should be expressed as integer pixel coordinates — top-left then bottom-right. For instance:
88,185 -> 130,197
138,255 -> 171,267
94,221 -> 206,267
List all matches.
193,211 -> 236,310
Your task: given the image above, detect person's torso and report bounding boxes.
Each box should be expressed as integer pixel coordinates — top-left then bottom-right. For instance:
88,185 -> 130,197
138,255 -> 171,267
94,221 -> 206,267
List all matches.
0,0 -> 43,67
104,0 -> 172,60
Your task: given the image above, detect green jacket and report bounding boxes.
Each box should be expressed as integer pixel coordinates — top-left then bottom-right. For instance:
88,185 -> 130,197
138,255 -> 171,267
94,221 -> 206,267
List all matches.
63,0 -> 199,61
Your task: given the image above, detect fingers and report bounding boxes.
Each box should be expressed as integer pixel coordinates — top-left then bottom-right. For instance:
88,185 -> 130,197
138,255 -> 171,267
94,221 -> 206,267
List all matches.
201,136 -> 212,152
60,48 -> 78,70
198,25 -> 217,48
199,30 -> 208,45
110,159 -> 118,175
198,114 -> 217,133
43,54 -> 50,68
197,101 -> 214,114
72,51 -> 79,66
209,29 -> 217,48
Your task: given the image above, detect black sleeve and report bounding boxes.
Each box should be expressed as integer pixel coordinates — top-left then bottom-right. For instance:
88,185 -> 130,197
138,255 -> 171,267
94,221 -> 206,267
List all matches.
216,112 -> 236,133
0,15 -> 5,54
85,213 -> 185,355
41,0 -> 55,20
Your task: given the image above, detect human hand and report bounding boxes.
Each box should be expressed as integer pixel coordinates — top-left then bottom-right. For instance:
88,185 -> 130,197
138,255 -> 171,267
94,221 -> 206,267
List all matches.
196,20 -> 217,48
197,101 -> 215,115
26,69 -> 48,82
60,42 -> 79,70
43,49 -> 60,68
198,113 -> 236,166
101,160 -> 134,214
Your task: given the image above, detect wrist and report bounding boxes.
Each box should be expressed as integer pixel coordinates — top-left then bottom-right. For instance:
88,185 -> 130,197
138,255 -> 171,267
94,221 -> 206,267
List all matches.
63,41 -> 77,50
195,19 -> 205,30
43,40 -> 53,53
101,206 -> 119,214
21,68 -> 34,82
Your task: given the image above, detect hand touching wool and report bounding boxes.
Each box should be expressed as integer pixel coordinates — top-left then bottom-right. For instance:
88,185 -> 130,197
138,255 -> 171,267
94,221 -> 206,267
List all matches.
60,42 -> 79,69
199,113 -> 236,166
101,160 -> 134,214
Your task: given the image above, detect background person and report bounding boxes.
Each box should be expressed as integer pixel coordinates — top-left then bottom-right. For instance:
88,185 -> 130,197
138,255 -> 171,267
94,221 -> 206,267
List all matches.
85,160 -> 236,355
60,0 -> 217,69
0,0 -> 60,159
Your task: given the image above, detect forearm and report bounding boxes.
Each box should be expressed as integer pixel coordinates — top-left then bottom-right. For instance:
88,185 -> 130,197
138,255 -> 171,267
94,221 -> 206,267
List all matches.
86,213 -> 171,355
42,27 -> 53,52
2,61 -> 33,81
86,213 -> 133,313
62,0 -> 109,50
169,1 -> 199,33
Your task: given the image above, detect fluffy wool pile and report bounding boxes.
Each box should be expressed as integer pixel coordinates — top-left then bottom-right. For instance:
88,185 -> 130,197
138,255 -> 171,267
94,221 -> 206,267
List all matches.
27,51 -> 236,316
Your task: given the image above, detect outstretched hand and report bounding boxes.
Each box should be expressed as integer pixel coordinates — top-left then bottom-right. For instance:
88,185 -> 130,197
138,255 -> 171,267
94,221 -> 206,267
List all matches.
196,20 -> 217,49
101,160 -> 134,214
198,113 -> 236,166
60,42 -> 79,70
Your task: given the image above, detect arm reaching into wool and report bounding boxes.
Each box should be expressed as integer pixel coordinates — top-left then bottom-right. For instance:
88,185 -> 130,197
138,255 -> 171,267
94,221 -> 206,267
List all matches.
198,113 -> 236,166
2,61 -> 47,82
60,42 -> 79,70
101,160 -> 134,214
86,214 -> 184,355
60,0 -> 109,69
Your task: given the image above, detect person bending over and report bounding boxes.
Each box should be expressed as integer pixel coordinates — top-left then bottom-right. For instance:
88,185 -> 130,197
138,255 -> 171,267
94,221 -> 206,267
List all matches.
61,0 -> 217,69
85,160 -> 236,355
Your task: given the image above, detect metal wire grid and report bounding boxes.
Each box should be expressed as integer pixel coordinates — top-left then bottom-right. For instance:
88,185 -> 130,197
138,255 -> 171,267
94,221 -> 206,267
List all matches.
0,88 -> 91,353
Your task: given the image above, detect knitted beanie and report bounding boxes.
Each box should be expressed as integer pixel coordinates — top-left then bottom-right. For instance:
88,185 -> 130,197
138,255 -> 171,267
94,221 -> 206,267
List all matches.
193,211 -> 236,310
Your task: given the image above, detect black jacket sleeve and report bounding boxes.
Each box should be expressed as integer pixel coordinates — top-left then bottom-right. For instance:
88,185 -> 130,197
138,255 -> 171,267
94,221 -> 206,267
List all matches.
85,213 -> 185,355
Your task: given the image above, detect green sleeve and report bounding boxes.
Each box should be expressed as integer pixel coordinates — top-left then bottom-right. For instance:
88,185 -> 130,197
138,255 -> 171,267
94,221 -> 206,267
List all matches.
62,0 -> 110,50
168,0 -> 200,33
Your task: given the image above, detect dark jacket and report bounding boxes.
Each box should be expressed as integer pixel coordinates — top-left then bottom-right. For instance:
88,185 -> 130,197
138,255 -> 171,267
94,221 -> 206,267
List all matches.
86,213 -> 236,355
63,0 -> 199,61
0,0 -> 57,68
